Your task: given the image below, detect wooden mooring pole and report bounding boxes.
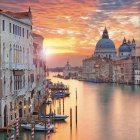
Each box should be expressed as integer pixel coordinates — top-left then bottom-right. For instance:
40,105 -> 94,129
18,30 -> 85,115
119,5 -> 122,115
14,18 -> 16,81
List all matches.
75,105 -> 77,125
70,108 -> 72,127
63,98 -> 64,115
75,88 -> 78,125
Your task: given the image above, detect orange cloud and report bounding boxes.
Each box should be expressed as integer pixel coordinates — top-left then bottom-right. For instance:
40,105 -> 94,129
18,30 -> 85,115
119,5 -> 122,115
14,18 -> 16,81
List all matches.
0,0 -> 139,66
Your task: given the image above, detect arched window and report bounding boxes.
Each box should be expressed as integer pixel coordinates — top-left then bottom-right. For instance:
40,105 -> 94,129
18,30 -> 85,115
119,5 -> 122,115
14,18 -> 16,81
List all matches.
3,76 -> 6,96
16,45 -> 18,64
13,44 -> 15,63
23,47 -> 24,64
10,76 -> 12,93
3,43 -> 5,63
17,46 -> 19,63
20,46 -> 22,63
9,44 -> 12,63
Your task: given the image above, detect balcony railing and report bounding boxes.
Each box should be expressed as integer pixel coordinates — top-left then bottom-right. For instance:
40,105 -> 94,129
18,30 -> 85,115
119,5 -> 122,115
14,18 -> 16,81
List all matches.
1,62 -> 35,70
1,62 -> 9,69
10,63 -> 28,70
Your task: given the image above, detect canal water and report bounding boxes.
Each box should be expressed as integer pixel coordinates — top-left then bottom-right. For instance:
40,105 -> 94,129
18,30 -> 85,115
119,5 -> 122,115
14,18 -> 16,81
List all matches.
0,73 -> 140,140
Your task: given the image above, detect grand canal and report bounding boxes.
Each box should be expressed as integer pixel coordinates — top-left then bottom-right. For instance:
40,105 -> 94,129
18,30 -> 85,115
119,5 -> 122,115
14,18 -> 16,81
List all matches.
1,73 -> 140,140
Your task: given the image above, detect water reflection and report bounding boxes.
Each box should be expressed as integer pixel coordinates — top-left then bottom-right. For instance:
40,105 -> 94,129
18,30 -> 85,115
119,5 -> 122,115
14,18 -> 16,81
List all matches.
49,74 -> 140,140
0,73 -> 140,140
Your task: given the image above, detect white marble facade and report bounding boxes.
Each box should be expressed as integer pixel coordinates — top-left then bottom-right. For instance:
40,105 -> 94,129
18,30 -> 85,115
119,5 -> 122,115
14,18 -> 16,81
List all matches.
0,8 -> 34,127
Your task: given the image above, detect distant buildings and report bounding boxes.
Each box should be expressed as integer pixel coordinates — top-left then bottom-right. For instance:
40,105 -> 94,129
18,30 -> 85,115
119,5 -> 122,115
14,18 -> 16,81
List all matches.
0,8 -> 47,128
81,27 -> 140,85
63,61 -> 81,79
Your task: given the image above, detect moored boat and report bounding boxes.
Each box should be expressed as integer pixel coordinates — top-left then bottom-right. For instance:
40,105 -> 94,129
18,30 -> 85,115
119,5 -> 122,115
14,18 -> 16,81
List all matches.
21,123 -> 54,131
40,113 -> 69,121
52,91 -> 70,99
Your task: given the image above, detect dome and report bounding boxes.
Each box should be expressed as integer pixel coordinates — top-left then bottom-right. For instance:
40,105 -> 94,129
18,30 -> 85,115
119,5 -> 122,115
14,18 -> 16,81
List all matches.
65,61 -> 71,67
119,37 -> 131,52
96,38 -> 115,50
119,44 -> 131,52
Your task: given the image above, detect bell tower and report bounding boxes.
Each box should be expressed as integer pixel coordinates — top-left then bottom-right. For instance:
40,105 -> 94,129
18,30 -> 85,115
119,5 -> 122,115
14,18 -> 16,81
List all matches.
131,38 -> 136,56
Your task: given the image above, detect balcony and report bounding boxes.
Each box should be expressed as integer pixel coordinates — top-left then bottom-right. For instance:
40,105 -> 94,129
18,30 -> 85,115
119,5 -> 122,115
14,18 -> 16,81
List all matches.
1,62 -> 9,69
13,87 -> 28,97
10,63 -> 28,70
27,64 -> 35,70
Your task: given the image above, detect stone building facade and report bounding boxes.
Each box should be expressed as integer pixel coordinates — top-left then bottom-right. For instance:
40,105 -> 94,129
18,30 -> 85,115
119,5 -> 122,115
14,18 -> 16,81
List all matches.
32,33 -> 47,111
0,8 -> 47,128
0,8 -> 34,127
81,27 -> 140,85
63,61 -> 80,78
113,57 -> 133,84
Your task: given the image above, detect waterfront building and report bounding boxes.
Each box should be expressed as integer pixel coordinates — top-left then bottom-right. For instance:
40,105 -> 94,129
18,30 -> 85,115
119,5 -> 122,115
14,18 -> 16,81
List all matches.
113,57 -> 133,84
33,33 -> 47,111
0,8 -> 35,127
63,61 -> 80,78
81,27 -> 140,85
82,57 -> 97,80
82,57 -> 113,82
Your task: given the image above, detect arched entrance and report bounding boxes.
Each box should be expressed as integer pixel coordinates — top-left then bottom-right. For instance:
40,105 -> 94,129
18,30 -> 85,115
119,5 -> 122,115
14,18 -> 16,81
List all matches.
4,105 -> 8,127
19,101 -> 22,118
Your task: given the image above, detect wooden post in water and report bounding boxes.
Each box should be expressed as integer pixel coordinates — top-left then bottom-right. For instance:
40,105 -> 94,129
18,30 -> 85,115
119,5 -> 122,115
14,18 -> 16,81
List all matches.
15,118 -> 19,139
75,88 -> 78,125
70,108 -> 72,127
76,88 -> 77,104
63,98 -> 64,115
44,104 -> 47,131
75,105 -> 77,125
59,99 -> 61,115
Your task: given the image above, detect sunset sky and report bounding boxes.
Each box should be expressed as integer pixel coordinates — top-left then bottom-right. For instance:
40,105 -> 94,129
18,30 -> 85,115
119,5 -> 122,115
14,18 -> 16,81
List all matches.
0,0 -> 140,67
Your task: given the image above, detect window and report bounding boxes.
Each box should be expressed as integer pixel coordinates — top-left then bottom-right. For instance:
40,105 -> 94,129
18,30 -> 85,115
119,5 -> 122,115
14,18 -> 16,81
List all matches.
15,25 -> 17,35
17,26 -> 19,35
10,76 -> 12,93
9,44 -> 12,63
13,24 -> 15,34
22,28 -> 24,37
19,27 -> 21,36
3,43 -> 5,63
10,102 -> 12,111
9,23 -> 11,33
27,30 -> 29,38
3,76 -> 6,96
23,47 -> 24,64
2,20 -> 5,31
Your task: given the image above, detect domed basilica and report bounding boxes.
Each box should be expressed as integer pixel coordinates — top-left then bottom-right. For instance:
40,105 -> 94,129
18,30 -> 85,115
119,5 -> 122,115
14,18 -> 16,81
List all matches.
82,27 -> 140,85
94,27 -> 116,59
93,27 -> 136,59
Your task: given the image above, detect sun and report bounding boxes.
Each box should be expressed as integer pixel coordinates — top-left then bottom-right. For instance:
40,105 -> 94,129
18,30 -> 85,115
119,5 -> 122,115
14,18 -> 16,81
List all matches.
43,47 -> 53,56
